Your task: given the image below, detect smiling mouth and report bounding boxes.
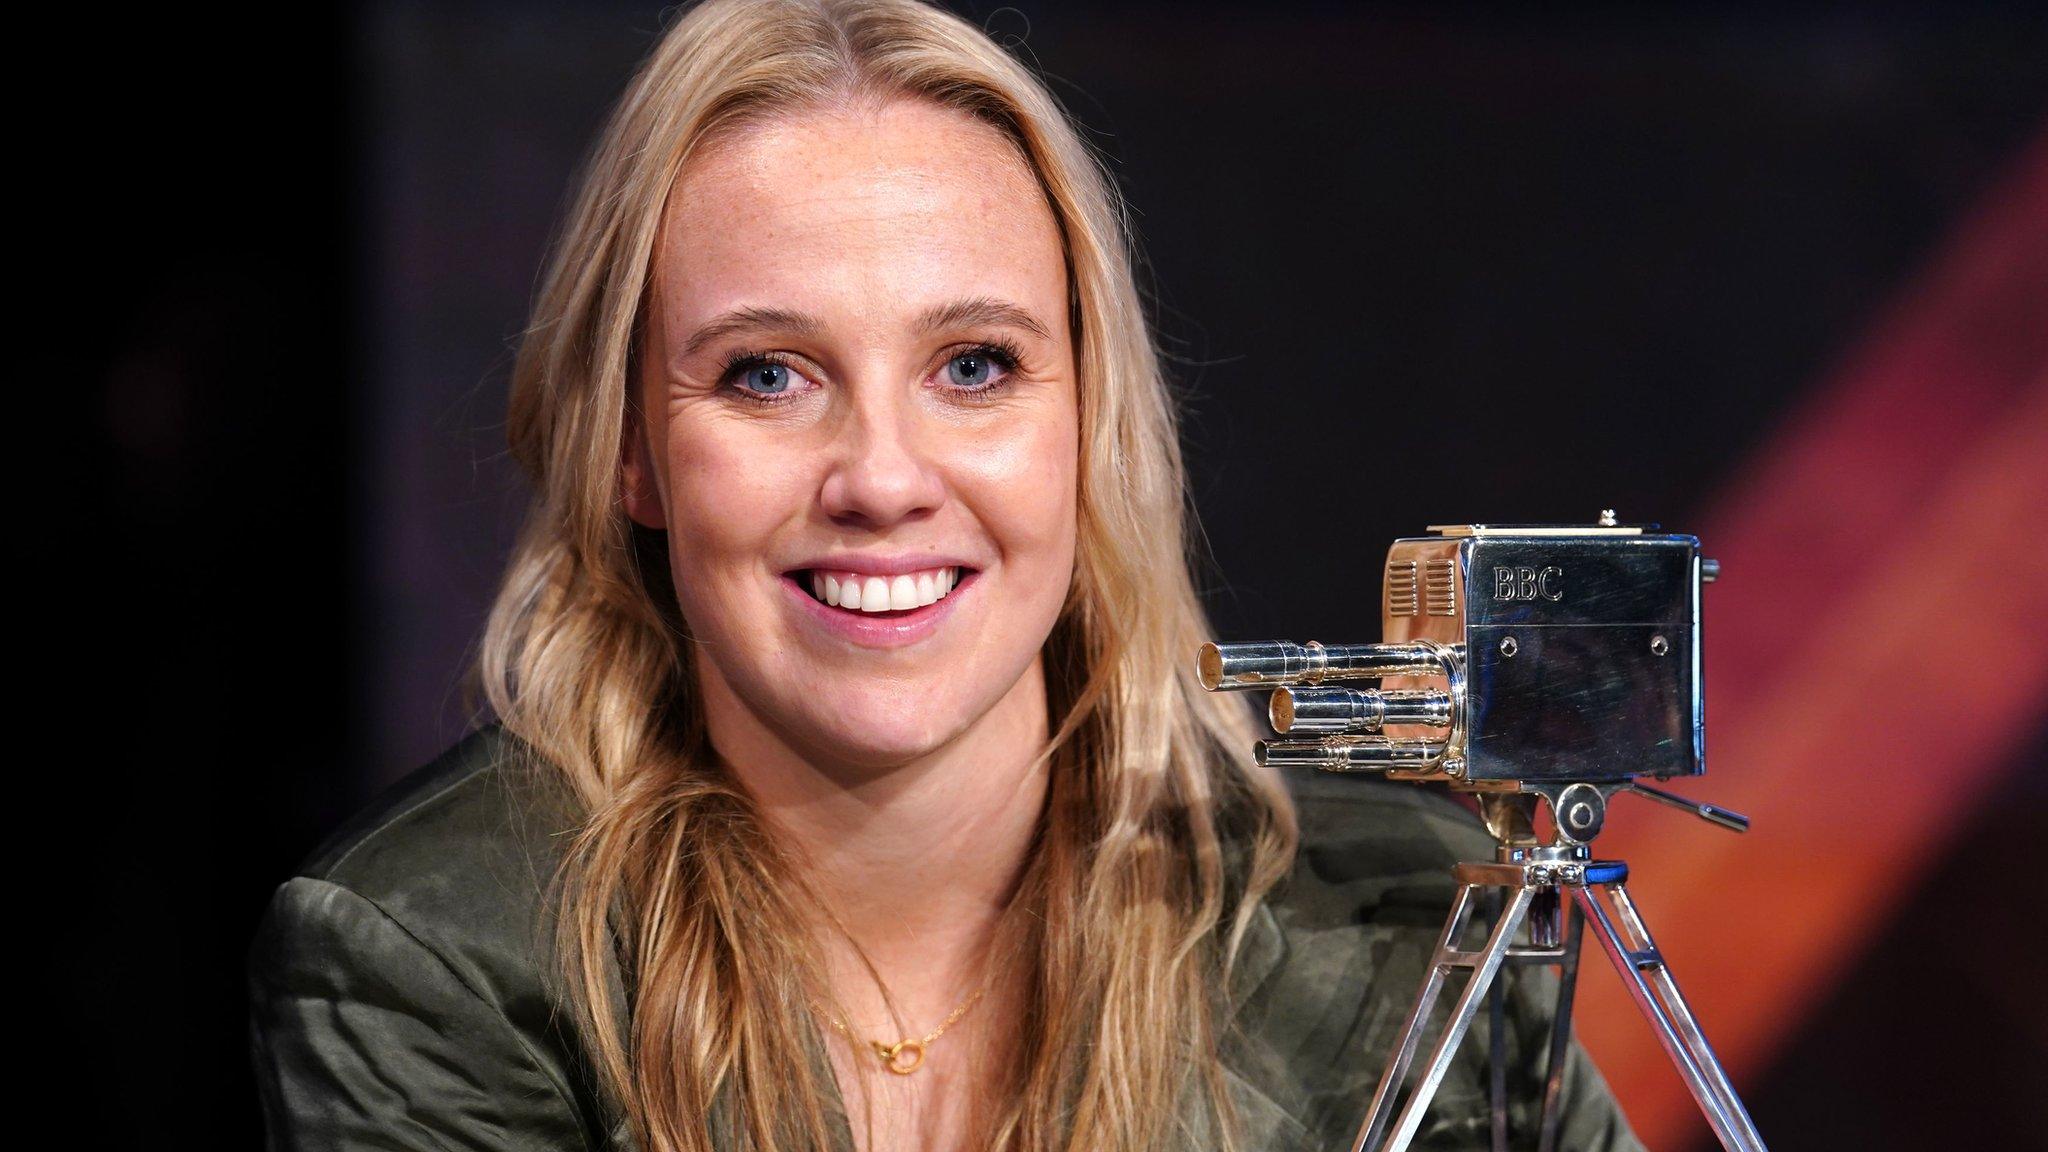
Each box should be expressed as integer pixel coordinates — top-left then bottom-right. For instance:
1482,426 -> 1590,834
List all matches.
792,566 -> 973,614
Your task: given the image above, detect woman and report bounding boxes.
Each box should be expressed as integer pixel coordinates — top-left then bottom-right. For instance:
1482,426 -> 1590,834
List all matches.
248,2 -> 1642,1149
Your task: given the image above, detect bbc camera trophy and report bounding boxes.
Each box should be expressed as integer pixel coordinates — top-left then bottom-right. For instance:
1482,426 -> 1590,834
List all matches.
1198,515 -> 1767,1152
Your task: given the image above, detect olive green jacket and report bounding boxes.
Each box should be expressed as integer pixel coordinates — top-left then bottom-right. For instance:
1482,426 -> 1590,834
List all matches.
247,724 -> 1642,1151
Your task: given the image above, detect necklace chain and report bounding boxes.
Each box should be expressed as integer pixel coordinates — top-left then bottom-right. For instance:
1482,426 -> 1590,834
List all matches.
814,967 -> 997,1075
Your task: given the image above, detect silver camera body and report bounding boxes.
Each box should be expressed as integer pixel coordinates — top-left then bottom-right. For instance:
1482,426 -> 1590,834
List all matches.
1200,521 -> 1715,797
1383,523 -> 1708,785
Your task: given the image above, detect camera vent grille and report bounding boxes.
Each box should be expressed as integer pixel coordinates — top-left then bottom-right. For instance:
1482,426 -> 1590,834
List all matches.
1424,559 -> 1457,617
1386,561 -> 1419,617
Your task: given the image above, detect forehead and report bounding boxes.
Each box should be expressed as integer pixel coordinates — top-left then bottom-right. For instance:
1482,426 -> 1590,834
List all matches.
654,99 -> 1068,331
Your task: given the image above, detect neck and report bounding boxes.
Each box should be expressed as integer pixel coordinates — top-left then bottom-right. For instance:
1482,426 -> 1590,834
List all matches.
697,653 -> 1053,1019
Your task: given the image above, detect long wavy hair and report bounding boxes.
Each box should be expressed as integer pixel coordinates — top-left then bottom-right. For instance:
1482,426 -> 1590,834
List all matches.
474,1 -> 1297,1148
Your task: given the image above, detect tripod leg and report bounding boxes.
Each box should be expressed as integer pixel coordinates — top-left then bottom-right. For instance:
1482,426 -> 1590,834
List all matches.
1488,891 -> 1509,1152
1575,884 -> 1769,1152
1352,883 -> 1483,1152
1366,886 -> 1538,1152
1535,904 -> 1584,1152
1606,885 -> 1769,1152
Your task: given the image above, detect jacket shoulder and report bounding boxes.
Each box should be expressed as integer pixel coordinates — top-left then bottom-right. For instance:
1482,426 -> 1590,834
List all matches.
259,722 -> 587,1032
299,722 -> 577,884
1276,769 -> 1494,926
247,723 -> 619,1148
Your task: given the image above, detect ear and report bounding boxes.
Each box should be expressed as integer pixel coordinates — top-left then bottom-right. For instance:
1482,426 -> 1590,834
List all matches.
619,403 -> 667,530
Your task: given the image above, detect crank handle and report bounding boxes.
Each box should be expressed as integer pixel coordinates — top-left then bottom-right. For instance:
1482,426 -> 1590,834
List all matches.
1624,782 -> 1751,833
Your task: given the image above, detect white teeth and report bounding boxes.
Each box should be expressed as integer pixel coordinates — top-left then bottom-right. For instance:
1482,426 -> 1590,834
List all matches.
861,576 -> 889,612
805,566 -> 963,611
887,575 -> 917,610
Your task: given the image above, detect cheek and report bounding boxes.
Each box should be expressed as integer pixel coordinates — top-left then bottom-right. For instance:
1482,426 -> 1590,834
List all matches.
961,404 -> 1079,573
659,420 -> 806,580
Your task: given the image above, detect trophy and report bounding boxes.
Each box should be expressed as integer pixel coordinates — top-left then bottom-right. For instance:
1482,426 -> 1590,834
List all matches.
1198,514 -> 1767,1152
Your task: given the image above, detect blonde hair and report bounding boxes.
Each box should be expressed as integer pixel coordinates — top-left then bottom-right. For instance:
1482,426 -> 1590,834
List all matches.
475,1 -> 1298,1148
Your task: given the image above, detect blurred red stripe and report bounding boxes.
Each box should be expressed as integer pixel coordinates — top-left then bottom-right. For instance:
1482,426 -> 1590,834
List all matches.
1576,128 -> 2048,1148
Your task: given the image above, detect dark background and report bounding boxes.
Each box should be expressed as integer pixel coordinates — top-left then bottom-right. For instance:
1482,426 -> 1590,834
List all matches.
50,1 -> 2046,1146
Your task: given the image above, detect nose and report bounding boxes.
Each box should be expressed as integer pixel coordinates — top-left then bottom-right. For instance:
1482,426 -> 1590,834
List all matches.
817,382 -> 946,528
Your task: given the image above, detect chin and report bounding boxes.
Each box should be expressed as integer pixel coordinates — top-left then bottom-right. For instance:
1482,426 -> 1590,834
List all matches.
804,709 -> 958,770
708,647 -> 1043,774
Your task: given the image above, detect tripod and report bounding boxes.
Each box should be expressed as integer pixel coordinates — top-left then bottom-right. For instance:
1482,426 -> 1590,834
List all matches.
1350,791 -> 1768,1152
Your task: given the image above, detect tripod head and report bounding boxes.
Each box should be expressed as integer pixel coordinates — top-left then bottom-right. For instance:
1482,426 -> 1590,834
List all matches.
1199,514 -> 1748,846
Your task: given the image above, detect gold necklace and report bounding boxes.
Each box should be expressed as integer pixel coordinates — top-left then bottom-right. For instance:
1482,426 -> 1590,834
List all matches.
813,970 -> 996,1075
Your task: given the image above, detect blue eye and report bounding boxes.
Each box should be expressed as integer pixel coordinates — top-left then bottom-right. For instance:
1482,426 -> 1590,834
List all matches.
718,353 -> 810,403
940,343 -> 1021,393
739,362 -> 791,395
717,342 -> 1022,404
947,353 -> 993,388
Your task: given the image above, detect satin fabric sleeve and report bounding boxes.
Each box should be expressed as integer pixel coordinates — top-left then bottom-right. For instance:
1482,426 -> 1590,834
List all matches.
247,876 -> 592,1151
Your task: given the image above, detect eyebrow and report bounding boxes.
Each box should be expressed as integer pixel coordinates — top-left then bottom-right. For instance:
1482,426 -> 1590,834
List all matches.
678,296 -> 1053,361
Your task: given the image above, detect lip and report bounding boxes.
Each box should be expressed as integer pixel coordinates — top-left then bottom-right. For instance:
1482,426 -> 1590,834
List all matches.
781,568 -> 978,649
785,553 -> 979,578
